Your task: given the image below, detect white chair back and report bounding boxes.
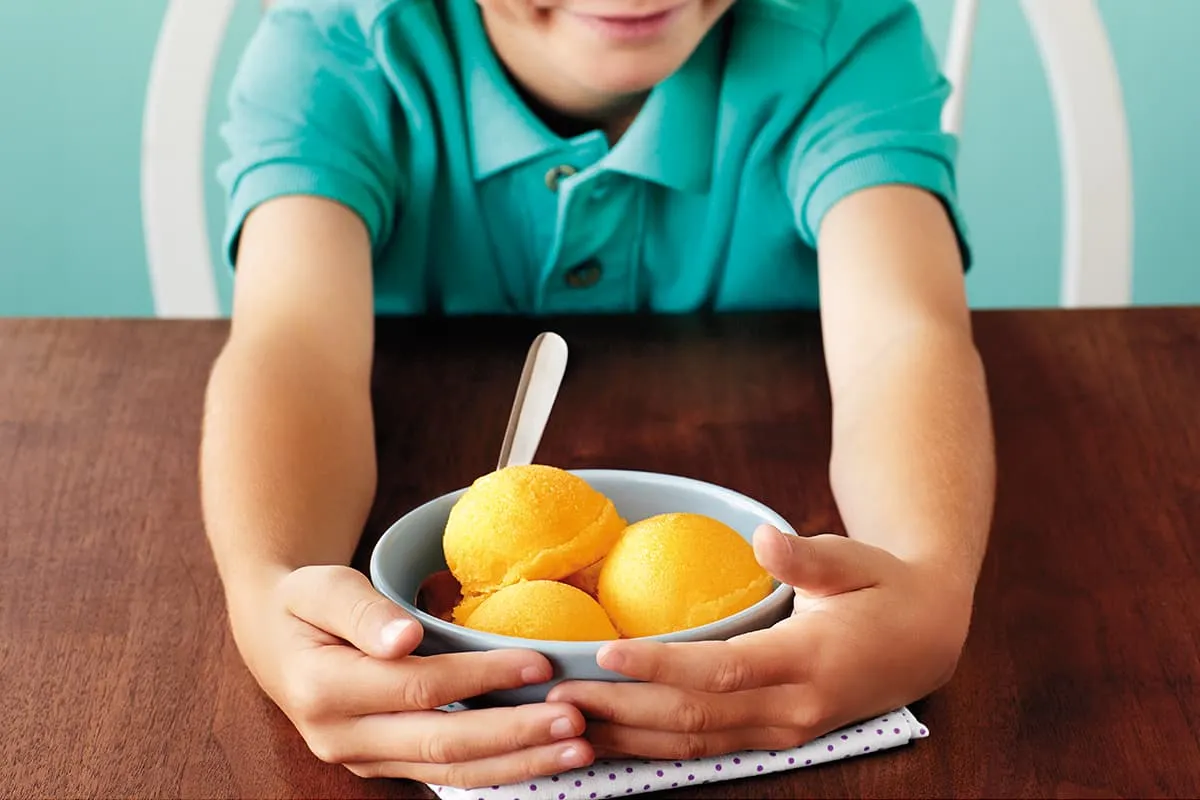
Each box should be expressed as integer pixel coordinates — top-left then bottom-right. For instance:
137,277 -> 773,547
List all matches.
141,0 -> 233,318
942,0 -> 1135,307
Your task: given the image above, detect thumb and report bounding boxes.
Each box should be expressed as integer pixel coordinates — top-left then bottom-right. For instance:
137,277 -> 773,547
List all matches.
282,565 -> 424,659
752,526 -> 883,597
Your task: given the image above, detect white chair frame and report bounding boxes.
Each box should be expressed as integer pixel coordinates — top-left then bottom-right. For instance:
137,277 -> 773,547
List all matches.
943,0 -> 1135,307
141,0 -> 235,318
140,0 -> 1135,316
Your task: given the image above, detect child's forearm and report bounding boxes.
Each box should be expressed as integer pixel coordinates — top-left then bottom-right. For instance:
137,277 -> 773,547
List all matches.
827,323 -> 994,594
200,335 -> 378,610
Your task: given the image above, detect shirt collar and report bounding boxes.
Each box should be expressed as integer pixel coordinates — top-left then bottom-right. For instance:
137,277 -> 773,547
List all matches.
450,2 -> 562,179
601,28 -> 720,193
451,3 -> 721,193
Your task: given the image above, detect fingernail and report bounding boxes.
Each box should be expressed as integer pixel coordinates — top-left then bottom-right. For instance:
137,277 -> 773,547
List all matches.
757,524 -> 783,543
380,619 -> 413,650
550,717 -> 575,739
597,646 -> 624,672
754,526 -> 788,555
521,665 -> 550,684
559,746 -> 584,767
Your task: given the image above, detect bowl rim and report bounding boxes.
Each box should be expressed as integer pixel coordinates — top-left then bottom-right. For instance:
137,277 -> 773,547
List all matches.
368,468 -> 796,653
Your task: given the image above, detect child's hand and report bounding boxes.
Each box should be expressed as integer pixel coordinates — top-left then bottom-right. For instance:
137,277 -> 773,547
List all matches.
546,526 -> 972,759
236,565 -> 593,787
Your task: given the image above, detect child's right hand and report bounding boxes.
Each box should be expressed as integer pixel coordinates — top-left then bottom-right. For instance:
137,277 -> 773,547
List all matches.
233,564 -> 594,788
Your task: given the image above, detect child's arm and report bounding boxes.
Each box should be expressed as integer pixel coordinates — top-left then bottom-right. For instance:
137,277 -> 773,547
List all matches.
818,182 -> 994,598
201,197 -> 378,594
548,187 -> 991,759
200,195 -> 592,788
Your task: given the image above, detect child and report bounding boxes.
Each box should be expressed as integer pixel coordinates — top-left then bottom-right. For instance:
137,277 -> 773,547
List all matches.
201,0 -> 995,790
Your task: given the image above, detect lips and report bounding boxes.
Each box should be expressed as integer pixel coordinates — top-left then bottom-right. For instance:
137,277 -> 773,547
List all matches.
590,6 -> 676,21
567,3 -> 686,41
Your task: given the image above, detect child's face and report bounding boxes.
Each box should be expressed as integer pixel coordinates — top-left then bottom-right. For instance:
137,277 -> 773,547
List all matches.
477,1 -> 734,109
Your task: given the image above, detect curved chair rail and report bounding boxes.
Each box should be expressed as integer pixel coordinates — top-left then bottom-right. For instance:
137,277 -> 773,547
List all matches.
141,0 -> 234,318
943,0 -> 1134,307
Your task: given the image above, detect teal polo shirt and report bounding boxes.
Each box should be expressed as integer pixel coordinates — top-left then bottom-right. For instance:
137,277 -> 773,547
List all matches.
217,0 -> 969,315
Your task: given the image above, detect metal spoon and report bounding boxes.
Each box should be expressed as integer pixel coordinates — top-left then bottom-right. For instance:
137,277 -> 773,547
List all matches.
415,332 -> 569,618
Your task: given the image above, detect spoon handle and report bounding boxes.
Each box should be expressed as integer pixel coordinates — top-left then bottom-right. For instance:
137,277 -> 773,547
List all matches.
496,332 -> 569,471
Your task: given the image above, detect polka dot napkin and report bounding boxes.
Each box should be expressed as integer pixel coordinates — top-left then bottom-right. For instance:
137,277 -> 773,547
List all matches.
426,707 -> 928,800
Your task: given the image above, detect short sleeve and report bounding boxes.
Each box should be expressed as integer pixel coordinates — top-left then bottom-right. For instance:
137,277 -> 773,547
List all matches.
215,1 -> 404,266
782,0 -> 970,264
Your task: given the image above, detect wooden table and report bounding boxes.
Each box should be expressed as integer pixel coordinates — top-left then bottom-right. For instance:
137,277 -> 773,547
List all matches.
2,309 -> 1198,799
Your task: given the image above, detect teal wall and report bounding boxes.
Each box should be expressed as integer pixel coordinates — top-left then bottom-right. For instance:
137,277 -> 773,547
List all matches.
2,0 -> 1197,316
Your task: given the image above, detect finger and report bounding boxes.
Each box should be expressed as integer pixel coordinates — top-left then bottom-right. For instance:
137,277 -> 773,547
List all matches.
588,625 -> 805,692
282,565 -> 423,658
753,527 -> 883,596
322,703 -> 586,764
342,738 -> 594,789
590,744 -> 627,760
547,680 -> 801,732
295,646 -> 555,716
585,721 -> 804,762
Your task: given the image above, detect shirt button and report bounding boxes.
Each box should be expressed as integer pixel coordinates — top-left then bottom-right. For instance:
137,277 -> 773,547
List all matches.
564,259 -> 602,289
545,164 -> 577,192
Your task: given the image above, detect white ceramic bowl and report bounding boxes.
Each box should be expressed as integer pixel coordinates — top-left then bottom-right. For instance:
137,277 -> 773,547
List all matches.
369,469 -> 795,707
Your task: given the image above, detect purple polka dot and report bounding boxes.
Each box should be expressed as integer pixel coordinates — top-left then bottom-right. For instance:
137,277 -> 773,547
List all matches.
609,774 -> 616,781
856,728 -> 863,733
491,787 -> 500,791
529,785 -> 537,791
920,728 -> 927,735
769,752 -> 776,757
756,765 -> 764,773
574,780 -> 582,787
587,771 -> 594,777
589,794 -> 595,799
674,762 -> 682,768
876,729 -> 884,735
552,776 -> 559,782
688,775 -> 695,781
655,770 -> 663,777
882,718 -> 889,722
864,746 -> 871,752
671,783 -> 678,788
788,757 -> 795,764
732,757 -> 741,764
625,767 -> 633,774
805,759 -> 812,765
560,795 -> 566,800
716,764 -> 723,771
827,745 -> 834,752
626,790 -> 632,794
644,786 -> 650,791
894,727 -> 901,734
840,734 -> 848,740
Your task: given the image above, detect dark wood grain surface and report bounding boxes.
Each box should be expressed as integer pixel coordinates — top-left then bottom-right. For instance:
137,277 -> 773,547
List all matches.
2,309 -> 1198,799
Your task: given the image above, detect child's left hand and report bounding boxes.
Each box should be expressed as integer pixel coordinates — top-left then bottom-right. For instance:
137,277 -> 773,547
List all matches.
546,525 -> 974,760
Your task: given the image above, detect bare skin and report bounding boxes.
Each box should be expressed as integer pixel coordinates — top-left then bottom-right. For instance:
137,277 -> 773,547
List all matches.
202,197 -> 593,788
548,185 -> 994,759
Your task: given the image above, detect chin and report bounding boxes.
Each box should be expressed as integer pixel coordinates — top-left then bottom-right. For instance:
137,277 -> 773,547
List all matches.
571,49 -> 691,96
